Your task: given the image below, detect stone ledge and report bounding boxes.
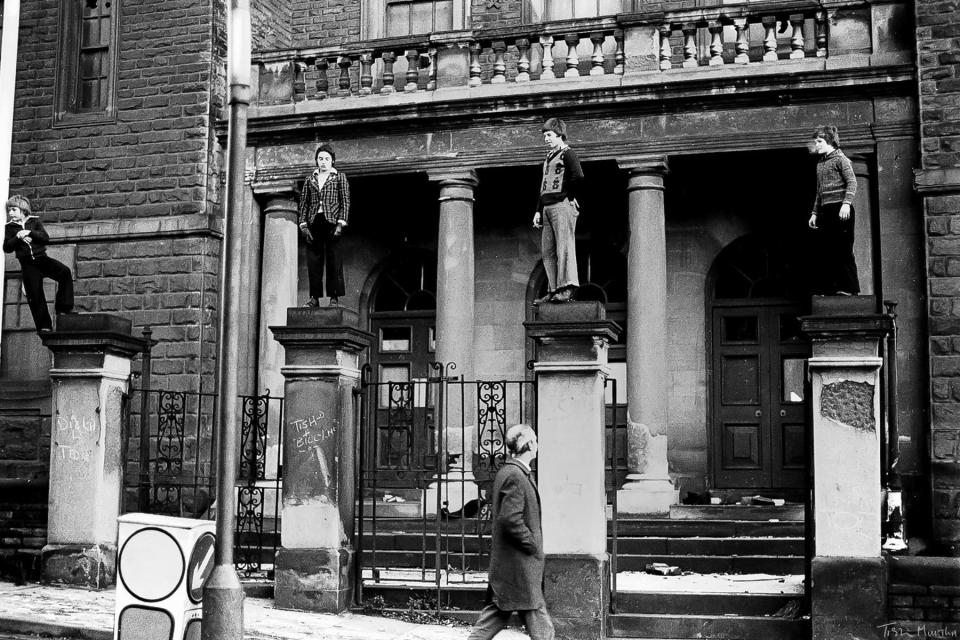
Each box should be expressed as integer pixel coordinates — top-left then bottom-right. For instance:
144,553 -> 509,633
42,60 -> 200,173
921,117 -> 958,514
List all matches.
889,556 -> 960,586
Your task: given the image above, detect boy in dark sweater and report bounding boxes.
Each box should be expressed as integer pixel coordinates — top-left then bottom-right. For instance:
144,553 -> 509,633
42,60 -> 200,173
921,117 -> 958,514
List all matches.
807,125 -> 859,295
533,118 -> 584,304
3,195 -> 74,332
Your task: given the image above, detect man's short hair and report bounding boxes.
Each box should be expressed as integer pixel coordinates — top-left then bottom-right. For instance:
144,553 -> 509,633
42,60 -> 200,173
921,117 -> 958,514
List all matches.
541,117 -> 567,141
315,143 -> 337,165
506,424 -> 536,455
812,125 -> 840,148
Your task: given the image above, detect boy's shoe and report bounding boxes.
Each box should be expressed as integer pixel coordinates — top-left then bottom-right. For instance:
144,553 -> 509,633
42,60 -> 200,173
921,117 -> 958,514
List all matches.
329,297 -> 339,307
303,297 -> 319,307
533,291 -> 554,305
551,287 -> 574,303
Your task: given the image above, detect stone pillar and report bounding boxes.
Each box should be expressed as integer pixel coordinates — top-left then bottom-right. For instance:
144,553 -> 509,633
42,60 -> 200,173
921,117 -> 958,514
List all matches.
526,302 -> 620,640
801,296 -> 891,640
270,307 -> 372,613
428,170 -> 478,380
849,153 -> 876,295
40,314 -> 147,588
617,155 -> 674,514
255,188 -> 300,478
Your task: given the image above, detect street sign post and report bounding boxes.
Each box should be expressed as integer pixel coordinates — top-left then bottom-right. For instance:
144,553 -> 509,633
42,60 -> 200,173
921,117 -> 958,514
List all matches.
115,514 -> 216,640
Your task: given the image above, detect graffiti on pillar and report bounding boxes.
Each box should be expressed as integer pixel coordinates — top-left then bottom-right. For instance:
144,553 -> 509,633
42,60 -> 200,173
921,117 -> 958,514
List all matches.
55,414 -> 97,475
289,412 -> 336,490
820,381 -> 875,431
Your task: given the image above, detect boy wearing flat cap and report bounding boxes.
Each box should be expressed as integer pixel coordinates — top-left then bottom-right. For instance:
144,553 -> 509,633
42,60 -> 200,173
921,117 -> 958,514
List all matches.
3,195 -> 74,332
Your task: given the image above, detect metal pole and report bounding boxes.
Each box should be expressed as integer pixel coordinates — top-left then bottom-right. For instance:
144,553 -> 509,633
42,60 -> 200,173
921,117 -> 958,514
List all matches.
202,0 -> 249,637
138,327 -> 154,512
0,0 -> 23,362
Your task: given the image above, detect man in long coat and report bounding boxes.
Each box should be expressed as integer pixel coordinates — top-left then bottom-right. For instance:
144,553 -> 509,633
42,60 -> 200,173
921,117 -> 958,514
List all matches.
468,424 -> 554,640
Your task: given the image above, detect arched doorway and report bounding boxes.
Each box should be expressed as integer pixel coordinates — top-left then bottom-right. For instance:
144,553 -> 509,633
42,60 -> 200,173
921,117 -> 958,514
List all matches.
708,235 -> 810,492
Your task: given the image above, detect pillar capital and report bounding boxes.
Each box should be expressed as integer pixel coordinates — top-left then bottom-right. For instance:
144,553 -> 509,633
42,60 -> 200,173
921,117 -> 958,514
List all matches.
252,180 -> 300,220
619,154 -> 669,175
41,313 -> 148,363
427,169 -> 479,197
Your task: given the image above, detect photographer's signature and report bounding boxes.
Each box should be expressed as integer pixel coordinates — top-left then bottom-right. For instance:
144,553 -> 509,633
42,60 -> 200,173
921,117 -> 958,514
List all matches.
878,623 -> 960,638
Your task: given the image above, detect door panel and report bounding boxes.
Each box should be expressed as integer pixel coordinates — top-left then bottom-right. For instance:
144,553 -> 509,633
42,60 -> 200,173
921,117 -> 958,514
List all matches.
712,304 -> 809,490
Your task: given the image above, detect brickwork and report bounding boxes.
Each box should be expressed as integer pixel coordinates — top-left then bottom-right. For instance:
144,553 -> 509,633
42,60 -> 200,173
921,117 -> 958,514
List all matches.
915,0 -> 960,553
889,583 -> 960,622
290,0 -> 360,48
253,0 -> 294,50
470,0 -> 523,29
0,483 -> 48,584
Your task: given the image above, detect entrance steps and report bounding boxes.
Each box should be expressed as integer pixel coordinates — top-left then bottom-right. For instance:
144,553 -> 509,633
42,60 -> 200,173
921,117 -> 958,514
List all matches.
607,504 -> 809,639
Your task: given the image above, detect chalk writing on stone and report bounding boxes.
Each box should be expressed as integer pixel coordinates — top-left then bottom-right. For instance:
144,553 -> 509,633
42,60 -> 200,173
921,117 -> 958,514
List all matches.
820,381 -> 874,431
289,413 -> 334,488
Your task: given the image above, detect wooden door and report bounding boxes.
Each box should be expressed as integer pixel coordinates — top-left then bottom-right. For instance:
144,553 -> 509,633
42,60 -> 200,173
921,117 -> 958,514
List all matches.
368,315 -> 437,482
712,304 -> 809,490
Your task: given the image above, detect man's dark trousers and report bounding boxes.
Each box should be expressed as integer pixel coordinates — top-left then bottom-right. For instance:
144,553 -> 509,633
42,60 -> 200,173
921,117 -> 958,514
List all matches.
468,601 -> 554,640
21,255 -> 73,331
306,219 -> 345,299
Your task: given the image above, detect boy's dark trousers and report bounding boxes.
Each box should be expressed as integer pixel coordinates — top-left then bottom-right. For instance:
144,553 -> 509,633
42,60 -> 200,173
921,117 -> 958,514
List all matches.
813,202 -> 860,295
306,219 -> 345,299
20,255 -> 74,331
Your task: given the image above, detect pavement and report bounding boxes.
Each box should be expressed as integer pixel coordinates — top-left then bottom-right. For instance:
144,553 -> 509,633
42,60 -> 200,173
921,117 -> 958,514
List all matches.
0,582 -> 527,640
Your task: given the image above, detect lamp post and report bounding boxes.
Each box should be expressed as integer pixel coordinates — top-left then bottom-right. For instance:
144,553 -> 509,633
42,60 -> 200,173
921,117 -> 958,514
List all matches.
0,0 -> 22,361
202,0 -> 250,638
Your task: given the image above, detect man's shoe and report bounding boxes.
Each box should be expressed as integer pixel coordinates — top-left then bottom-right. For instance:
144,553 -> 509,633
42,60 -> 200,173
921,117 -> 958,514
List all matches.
303,297 -> 319,307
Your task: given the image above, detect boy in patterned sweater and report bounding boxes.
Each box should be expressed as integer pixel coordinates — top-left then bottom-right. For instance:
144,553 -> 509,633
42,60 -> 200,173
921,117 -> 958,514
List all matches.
533,118 -> 584,304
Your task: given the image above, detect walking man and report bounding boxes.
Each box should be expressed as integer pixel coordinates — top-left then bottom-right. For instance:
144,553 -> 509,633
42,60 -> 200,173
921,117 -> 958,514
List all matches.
469,424 -> 554,640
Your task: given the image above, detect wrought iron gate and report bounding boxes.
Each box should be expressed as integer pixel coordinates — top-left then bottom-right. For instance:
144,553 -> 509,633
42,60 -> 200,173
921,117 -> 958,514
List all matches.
355,362 -> 537,607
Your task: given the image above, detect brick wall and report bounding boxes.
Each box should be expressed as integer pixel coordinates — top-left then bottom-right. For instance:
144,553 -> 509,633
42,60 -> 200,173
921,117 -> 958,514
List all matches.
888,558 -> 960,625
471,0 -> 523,29
915,0 -> 960,554
291,0 -> 360,48
7,0 -> 227,399
253,0 -> 294,50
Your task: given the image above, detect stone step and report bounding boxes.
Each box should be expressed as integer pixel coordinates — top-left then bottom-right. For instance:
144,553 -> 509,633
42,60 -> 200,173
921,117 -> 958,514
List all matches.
360,549 -> 488,570
611,519 -> 805,538
610,536 -> 805,556
668,504 -> 805,521
615,554 -> 804,574
612,591 -> 801,616
361,582 -> 487,610
607,613 -> 809,639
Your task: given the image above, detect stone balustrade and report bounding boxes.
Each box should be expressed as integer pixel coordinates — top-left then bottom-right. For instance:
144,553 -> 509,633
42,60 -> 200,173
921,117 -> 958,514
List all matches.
249,0 -> 905,106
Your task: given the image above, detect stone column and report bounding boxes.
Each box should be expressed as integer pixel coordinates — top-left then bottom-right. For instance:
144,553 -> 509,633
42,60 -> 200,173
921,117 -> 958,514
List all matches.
801,296 -> 891,640
40,314 -> 146,588
237,182 -> 264,396
618,155 -> 674,514
849,153 -> 876,295
255,187 -> 300,478
428,170 -> 478,380
270,307 -> 372,613
526,302 -> 620,640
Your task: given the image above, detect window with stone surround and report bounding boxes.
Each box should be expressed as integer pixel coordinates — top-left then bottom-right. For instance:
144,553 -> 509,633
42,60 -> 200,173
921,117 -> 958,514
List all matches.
525,0 -> 623,22
365,0 -> 467,39
55,0 -> 120,125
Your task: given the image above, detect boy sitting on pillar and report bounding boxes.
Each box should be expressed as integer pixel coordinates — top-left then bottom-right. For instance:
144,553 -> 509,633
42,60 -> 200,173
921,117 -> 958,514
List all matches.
533,118 -> 584,304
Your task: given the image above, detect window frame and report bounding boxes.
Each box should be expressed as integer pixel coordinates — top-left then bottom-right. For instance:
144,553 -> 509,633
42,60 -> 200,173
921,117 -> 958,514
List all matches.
54,0 -> 121,127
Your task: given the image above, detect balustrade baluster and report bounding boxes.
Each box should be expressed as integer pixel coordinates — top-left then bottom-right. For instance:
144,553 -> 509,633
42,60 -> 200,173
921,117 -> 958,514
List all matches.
614,30 -> 625,75
516,38 -> 531,82
733,19 -> 750,64
293,60 -> 307,101
659,24 -> 673,70
564,34 -> 581,78
427,47 -> 438,90
337,56 -> 352,95
708,22 -> 724,66
815,10 -> 828,57
381,51 -> 397,94
681,23 -> 698,68
589,32 -> 605,76
540,36 -> 556,79
491,41 -> 507,83
762,16 -> 779,61
469,42 -> 482,86
314,57 -> 329,99
405,49 -> 419,92
789,14 -> 805,59
359,52 -> 373,95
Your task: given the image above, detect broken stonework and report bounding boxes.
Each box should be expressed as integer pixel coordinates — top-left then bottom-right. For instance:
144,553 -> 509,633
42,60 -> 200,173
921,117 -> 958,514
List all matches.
820,381 -> 875,431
